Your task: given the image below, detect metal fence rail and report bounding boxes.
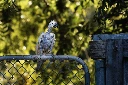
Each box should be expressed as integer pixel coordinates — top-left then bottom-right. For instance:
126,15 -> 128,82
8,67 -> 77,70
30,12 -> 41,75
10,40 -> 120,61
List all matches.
0,55 -> 90,85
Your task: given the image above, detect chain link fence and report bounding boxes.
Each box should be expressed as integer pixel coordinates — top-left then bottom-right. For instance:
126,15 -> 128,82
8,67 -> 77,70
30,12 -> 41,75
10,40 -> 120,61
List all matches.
0,55 -> 90,85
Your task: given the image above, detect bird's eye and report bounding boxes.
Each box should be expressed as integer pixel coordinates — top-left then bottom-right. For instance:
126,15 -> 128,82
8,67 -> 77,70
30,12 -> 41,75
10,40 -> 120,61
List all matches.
52,23 -> 53,24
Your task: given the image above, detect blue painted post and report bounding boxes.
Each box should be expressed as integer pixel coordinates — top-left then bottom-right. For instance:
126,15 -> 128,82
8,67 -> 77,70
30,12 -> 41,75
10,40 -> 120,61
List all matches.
89,33 -> 128,85
123,39 -> 128,85
91,35 -> 106,85
95,60 -> 105,85
106,39 -> 123,85
124,58 -> 128,85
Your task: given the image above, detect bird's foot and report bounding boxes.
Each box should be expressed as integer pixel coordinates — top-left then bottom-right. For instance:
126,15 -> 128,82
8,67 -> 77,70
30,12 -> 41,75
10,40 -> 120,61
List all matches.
45,53 -> 55,64
46,53 -> 54,56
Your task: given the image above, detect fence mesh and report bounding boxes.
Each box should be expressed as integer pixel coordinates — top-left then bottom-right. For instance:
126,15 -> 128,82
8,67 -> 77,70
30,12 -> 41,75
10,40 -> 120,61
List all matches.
0,56 -> 86,85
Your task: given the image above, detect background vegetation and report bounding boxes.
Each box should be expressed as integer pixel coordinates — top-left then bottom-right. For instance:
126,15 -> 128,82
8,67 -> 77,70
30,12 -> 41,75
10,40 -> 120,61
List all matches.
0,0 -> 127,85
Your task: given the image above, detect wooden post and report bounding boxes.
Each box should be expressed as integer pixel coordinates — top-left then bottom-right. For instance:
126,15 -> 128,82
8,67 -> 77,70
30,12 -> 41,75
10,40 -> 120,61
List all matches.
89,34 -> 128,85
106,39 -> 123,85
89,35 -> 106,85
123,39 -> 128,85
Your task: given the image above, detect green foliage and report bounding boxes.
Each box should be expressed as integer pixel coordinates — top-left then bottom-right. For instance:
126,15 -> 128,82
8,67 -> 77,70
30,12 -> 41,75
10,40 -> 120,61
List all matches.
0,0 -> 96,56
93,0 -> 128,33
0,0 -> 127,85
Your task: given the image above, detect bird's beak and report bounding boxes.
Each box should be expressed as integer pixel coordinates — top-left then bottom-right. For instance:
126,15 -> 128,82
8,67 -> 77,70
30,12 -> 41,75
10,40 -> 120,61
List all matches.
53,24 -> 58,28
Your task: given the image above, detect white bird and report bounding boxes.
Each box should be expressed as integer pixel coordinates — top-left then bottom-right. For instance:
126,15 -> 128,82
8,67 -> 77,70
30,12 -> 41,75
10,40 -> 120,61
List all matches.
36,20 -> 58,71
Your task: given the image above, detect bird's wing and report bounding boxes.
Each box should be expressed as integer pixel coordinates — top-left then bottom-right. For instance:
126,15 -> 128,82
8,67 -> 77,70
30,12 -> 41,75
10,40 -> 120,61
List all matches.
36,32 -> 55,54
36,32 -> 45,55
41,33 -> 55,54
49,33 -> 55,48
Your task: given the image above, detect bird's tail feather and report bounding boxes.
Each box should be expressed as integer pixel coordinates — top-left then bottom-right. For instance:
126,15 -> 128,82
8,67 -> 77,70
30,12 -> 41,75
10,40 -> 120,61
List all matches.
36,60 -> 43,71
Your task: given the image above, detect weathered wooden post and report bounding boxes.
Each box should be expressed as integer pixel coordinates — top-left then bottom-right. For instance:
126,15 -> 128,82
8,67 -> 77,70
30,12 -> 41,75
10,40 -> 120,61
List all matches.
89,34 -> 128,85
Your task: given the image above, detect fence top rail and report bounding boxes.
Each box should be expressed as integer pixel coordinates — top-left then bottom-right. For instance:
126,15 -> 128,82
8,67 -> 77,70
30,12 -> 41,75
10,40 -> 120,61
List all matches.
0,55 -> 89,73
